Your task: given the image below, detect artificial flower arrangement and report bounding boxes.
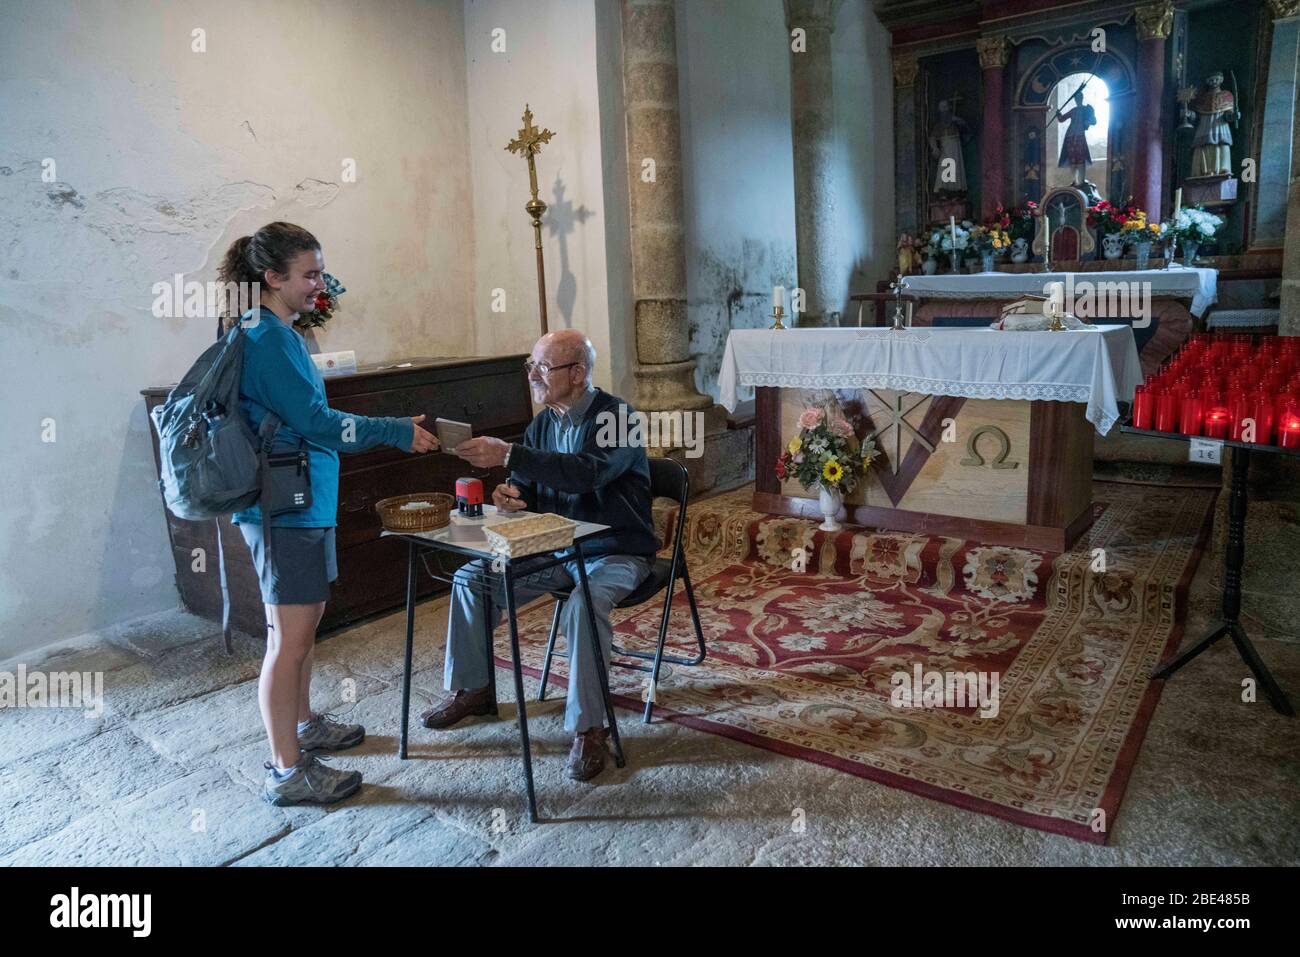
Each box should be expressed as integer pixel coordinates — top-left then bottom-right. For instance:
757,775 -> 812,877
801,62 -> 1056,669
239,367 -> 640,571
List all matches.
1087,199 -> 1160,247
970,223 -> 1011,255
775,399 -> 877,495
896,232 -> 925,274
999,201 -> 1038,243
1163,205 -> 1224,245
927,219 -> 974,257
294,272 -> 347,331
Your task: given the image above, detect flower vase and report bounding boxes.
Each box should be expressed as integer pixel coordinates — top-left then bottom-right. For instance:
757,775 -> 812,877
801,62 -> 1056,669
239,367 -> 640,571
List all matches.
1010,238 -> 1029,264
1134,241 -> 1152,270
817,485 -> 843,533
1101,233 -> 1125,260
922,256 -> 937,275
980,251 -> 994,273
1182,240 -> 1200,267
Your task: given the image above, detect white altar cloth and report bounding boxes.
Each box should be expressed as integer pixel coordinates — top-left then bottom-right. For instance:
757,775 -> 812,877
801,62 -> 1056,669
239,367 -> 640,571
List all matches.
901,266 -> 1217,319
717,324 -> 1143,435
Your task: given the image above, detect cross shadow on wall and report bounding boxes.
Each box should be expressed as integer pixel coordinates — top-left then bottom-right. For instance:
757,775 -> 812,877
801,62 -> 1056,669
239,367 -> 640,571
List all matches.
545,177 -> 593,328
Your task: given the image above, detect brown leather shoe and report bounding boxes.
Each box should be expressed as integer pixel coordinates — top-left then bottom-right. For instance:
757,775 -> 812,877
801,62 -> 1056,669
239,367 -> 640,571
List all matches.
566,728 -> 610,782
420,687 -> 494,729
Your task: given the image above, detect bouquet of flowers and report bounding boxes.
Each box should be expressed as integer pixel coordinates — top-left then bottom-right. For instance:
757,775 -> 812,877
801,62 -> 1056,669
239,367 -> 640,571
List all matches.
294,272 -> 347,331
1121,217 -> 1164,246
928,220 -> 973,256
1000,201 -> 1038,243
970,224 -> 1011,255
1164,206 -> 1223,245
775,399 -> 876,495
1086,199 -> 1149,238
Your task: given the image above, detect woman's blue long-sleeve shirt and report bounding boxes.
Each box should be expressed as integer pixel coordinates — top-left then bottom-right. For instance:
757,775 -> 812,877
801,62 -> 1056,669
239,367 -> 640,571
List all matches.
232,307 -> 413,527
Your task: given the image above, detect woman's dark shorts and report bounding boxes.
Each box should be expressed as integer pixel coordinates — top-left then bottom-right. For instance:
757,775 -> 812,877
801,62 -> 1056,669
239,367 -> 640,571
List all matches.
237,523 -> 338,605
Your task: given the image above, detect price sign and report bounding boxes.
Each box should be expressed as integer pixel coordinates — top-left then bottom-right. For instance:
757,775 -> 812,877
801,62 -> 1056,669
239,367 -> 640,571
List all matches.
1189,437 -> 1223,465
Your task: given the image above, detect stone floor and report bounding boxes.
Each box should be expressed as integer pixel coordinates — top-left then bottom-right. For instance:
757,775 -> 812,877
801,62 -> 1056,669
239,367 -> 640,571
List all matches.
2,546 -> 1298,867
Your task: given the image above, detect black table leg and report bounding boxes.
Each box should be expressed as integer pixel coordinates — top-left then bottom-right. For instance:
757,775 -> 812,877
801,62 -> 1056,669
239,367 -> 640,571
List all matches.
399,539 -> 417,759
1151,447 -> 1295,716
503,565 -> 539,823
484,587 -> 499,716
574,543 -> 625,767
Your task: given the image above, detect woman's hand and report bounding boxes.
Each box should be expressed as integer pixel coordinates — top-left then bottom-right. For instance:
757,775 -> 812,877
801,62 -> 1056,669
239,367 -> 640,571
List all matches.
408,415 -> 440,453
492,483 -> 527,512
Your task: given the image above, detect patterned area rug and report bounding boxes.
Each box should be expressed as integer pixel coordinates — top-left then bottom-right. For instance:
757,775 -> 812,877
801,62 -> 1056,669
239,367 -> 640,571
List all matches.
497,482 -> 1215,843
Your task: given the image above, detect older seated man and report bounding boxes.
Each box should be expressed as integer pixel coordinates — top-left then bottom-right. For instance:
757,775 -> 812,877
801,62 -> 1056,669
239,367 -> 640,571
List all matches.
422,329 -> 658,780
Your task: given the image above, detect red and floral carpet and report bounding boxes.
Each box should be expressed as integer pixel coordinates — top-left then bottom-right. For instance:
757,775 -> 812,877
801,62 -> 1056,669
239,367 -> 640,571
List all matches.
498,482 -> 1215,843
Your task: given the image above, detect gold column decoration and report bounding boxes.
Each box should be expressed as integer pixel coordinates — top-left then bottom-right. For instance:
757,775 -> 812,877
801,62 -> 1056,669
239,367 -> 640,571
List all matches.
976,35 -> 1011,70
1267,0 -> 1300,17
1135,1 -> 1174,40
505,104 -> 556,336
893,54 -> 919,88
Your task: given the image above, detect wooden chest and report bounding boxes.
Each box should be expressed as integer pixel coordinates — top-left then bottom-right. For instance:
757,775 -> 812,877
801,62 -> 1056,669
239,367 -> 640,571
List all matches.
142,355 -> 532,637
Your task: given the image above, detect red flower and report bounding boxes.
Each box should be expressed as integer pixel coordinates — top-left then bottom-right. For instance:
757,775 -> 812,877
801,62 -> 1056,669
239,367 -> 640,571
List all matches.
314,295 -> 330,310
775,455 -> 787,480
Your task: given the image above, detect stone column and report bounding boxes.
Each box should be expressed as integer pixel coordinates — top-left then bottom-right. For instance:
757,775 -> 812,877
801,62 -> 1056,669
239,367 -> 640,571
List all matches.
1133,1 -> 1174,219
893,54 -> 921,235
786,0 -> 845,327
976,35 -> 1011,221
621,0 -> 712,413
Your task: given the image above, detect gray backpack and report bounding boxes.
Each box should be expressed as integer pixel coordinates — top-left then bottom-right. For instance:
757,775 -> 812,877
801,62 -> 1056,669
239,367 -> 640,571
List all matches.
151,319 -> 281,652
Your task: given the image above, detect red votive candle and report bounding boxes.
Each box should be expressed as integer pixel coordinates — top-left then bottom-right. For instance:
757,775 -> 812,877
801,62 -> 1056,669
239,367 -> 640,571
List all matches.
1249,393 -> 1275,445
1156,392 -> 1179,432
1133,386 -> 1154,429
1279,414 -> 1300,449
1181,395 -> 1205,436
1229,395 -> 1253,440
1203,405 -> 1230,439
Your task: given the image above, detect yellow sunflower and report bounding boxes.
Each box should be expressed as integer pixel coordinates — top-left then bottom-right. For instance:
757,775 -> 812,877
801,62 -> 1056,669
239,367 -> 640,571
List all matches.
822,459 -> 844,483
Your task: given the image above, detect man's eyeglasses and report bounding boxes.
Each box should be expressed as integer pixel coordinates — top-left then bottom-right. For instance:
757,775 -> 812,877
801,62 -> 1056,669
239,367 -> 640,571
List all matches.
523,359 -> 582,377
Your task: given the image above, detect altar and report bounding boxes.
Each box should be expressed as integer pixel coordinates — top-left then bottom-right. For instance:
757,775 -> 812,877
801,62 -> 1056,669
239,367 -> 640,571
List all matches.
719,325 -> 1143,551
879,267 -> 1217,377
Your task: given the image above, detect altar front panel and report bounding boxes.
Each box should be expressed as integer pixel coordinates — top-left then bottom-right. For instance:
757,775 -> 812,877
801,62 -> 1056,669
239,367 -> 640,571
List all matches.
761,386 -> 1095,551
777,389 -> 1031,525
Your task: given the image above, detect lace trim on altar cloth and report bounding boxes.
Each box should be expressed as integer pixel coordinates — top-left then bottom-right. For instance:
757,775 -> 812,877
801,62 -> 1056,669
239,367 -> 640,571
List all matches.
737,372 -> 1118,435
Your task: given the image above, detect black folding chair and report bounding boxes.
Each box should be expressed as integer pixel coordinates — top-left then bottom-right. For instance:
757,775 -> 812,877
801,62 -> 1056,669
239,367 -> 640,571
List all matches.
537,457 -> 706,723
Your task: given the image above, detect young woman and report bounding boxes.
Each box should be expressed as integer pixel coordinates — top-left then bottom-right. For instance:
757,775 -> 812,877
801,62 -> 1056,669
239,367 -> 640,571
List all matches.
218,222 -> 439,806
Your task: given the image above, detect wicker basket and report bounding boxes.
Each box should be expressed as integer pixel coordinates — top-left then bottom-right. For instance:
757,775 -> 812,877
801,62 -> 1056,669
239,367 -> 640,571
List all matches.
374,492 -> 454,532
482,513 -> 578,559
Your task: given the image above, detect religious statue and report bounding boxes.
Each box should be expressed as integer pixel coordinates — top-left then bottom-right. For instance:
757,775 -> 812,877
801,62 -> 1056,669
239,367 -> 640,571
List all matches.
929,98 -> 970,196
1188,72 -> 1238,177
1055,89 -> 1096,190
1176,71 -> 1240,208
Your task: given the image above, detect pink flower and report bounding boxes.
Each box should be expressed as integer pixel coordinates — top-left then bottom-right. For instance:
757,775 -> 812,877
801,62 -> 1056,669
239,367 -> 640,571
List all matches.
798,408 -> 824,430
829,416 -> 852,437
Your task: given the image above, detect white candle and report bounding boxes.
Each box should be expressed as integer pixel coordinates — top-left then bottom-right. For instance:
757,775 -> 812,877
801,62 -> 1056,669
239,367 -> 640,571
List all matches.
949,215 -> 958,252
1044,212 -> 1051,260
773,285 -> 784,312
1173,188 -> 1182,217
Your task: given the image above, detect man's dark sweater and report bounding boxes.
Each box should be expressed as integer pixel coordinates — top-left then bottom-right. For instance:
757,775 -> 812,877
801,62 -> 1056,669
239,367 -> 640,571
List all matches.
506,388 -> 659,559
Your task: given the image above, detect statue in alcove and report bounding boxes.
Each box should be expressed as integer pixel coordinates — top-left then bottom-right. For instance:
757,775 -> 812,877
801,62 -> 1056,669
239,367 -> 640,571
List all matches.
1055,89 -> 1098,196
928,96 -> 972,221
1179,71 -> 1239,208
930,98 -> 971,194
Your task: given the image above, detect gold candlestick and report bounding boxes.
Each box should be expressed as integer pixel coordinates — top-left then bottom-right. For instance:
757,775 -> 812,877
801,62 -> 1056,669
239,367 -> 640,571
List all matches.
770,305 -> 787,330
505,104 -> 556,336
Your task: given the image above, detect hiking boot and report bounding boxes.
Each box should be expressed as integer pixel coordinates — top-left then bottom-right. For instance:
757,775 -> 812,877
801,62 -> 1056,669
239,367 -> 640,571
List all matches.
420,687 -> 495,729
263,754 -> 362,806
298,711 -> 365,752
566,728 -> 610,782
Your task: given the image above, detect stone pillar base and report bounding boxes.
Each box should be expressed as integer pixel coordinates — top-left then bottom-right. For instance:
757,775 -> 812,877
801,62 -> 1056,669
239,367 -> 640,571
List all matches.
633,359 -> 714,412
650,405 -> 753,495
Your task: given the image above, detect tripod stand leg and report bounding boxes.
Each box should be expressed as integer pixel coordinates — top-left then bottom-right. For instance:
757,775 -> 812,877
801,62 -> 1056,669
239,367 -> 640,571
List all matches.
1150,623 -> 1229,680
1228,624 -> 1296,717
